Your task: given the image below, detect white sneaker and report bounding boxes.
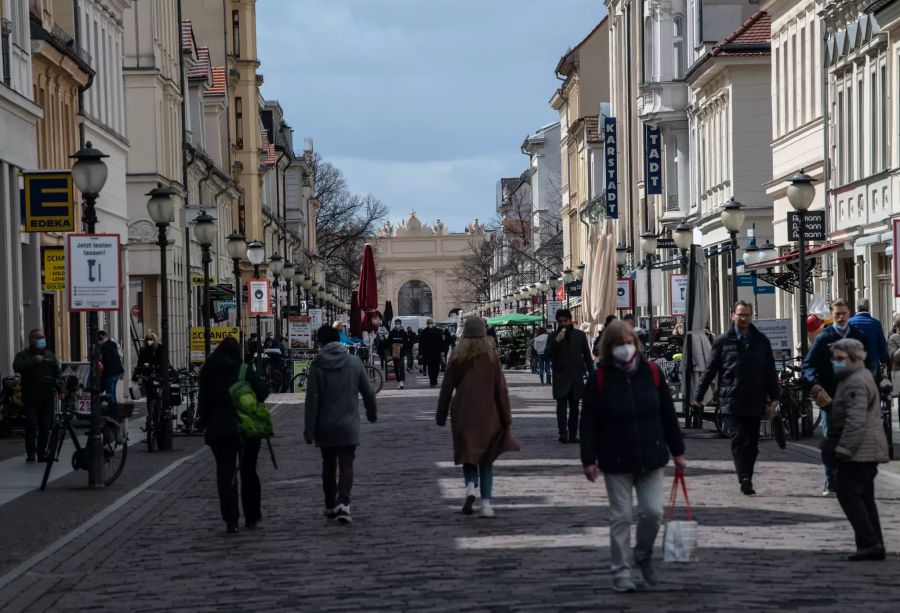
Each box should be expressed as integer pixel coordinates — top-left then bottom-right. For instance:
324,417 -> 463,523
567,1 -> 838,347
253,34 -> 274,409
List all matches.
399,381 -> 405,389
462,483 -> 476,515
480,500 -> 495,518
335,503 -> 352,524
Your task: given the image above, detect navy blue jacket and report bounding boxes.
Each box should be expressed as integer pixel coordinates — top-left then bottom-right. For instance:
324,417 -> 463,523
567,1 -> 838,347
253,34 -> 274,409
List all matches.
580,358 -> 685,474
848,312 -> 887,373
803,324 -> 870,399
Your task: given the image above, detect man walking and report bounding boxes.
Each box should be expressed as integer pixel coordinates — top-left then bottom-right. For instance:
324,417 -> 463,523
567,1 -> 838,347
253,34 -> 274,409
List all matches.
804,299 -> 870,495
533,328 -> 551,385
98,330 -> 124,407
304,325 -> 377,524
418,318 -> 444,387
13,329 -> 61,462
848,298 -> 888,377
693,301 -> 779,495
387,319 -> 409,389
545,309 -> 594,443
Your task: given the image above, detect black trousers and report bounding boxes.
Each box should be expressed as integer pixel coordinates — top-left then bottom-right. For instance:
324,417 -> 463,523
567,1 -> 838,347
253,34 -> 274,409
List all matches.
426,358 -> 440,386
836,462 -> 883,550
726,415 -> 761,483
25,399 -> 54,459
556,388 -> 580,439
210,439 -> 261,527
321,446 -> 356,508
392,357 -> 405,382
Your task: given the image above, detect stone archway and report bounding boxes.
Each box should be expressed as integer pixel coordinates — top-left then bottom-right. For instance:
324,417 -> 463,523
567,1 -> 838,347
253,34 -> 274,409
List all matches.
398,280 -> 433,316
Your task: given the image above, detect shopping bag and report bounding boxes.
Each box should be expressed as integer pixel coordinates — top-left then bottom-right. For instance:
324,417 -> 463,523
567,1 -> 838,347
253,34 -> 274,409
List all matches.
663,469 -> 698,563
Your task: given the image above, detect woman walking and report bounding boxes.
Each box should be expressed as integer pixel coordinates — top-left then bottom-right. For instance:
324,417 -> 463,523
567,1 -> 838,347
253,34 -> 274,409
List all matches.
436,317 -> 519,518
887,314 -> 900,395
580,320 -> 686,592
821,338 -> 889,561
198,337 -> 269,534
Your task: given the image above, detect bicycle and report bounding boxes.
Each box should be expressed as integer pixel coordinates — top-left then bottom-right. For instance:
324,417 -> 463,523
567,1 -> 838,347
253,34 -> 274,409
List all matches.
0,374 -> 22,438
880,378 -> 894,460
288,354 -> 316,392
41,376 -> 130,491
777,356 -> 820,440
354,344 -> 384,394
136,368 -> 163,452
176,367 -> 201,435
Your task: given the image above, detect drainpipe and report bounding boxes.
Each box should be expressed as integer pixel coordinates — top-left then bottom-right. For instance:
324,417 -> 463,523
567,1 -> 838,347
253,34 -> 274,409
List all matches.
820,9 -> 833,301
626,2 -> 637,240
73,0 -> 85,148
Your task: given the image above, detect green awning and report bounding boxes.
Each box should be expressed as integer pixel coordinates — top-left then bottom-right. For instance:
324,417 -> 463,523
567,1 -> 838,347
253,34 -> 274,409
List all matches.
485,313 -> 543,327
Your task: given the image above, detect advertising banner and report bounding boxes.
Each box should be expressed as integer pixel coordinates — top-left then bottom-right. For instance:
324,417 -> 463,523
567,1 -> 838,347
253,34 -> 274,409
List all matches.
616,278 -> 633,310
644,125 -> 662,195
66,234 -> 121,312
41,246 -> 65,292
670,274 -> 688,315
248,278 -> 271,315
753,318 -> 793,364
289,316 -> 312,350
603,117 -> 618,218
190,326 -> 240,362
309,308 -> 324,329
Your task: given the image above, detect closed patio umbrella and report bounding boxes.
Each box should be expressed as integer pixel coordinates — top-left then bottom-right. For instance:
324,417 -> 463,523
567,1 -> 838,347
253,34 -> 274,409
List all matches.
383,300 -> 394,326
358,244 -> 378,332
684,244 -> 714,428
581,219 -> 617,337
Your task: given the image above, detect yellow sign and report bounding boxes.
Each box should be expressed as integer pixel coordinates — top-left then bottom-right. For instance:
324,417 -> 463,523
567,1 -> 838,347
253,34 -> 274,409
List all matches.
41,246 -> 66,291
190,273 -> 218,286
190,326 -> 239,362
23,171 -> 75,232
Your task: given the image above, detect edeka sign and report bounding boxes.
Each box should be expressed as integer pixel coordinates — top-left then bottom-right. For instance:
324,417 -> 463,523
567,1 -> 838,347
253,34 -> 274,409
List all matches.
41,246 -> 65,292
644,125 -> 662,195
23,171 -> 75,232
603,117 -> 619,218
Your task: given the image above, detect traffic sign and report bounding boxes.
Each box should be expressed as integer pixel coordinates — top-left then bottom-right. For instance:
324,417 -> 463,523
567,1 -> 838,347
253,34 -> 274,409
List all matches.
23,171 -> 75,232
66,234 -> 121,312
248,278 -> 271,315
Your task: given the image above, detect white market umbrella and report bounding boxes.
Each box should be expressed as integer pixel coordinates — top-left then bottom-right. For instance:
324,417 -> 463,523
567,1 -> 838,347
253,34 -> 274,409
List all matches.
581,219 -> 617,337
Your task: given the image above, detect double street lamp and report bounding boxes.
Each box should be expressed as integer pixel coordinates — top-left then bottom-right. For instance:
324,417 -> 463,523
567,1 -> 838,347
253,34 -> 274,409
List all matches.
226,232 -> 246,354
673,221 -> 693,273
721,197 -> 746,306
145,183 -> 177,452
71,142 -> 109,484
282,260 -> 296,325
247,240 -> 266,371
268,253 -> 284,337
640,232 -> 658,354
193,212 -> 217,359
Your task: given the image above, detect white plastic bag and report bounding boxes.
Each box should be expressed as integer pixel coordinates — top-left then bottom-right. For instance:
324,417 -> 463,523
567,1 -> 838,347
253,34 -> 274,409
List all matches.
663,470 -> 698,563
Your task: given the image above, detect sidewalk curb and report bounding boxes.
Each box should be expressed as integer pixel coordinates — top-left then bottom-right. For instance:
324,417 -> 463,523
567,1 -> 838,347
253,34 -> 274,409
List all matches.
787,440 -> 900,487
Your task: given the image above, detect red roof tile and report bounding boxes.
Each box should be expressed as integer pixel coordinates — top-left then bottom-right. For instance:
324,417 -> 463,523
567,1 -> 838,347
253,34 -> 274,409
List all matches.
188,46 -> 211,80
181,19 -> 194,53
711,11 -> 771,57
205,66 -> 226,95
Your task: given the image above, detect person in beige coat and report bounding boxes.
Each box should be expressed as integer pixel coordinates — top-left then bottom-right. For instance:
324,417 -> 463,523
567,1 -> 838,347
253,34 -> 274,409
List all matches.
821,338 -> 889,561
436,317 -> 519,518
886,314 -> 900,396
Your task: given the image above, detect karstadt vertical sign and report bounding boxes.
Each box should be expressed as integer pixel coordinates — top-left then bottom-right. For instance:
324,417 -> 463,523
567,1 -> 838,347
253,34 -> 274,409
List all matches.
604,117 -> 618,218
645,125 -> 662,195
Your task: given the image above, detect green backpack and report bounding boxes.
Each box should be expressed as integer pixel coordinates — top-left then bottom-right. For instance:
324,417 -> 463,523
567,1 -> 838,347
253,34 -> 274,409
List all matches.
229,364 -> 274,440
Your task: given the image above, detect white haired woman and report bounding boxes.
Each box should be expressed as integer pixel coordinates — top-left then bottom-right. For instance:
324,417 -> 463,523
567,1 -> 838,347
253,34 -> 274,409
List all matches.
822,338 -> 889,561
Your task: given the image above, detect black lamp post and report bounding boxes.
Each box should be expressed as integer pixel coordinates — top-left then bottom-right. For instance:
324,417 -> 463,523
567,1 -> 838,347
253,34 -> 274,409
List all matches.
146,183 -> 176,452
674,220 -> 693,274
640,232 -> 658,354
193,212 -> 217,358
269,253 -> 284,337
226,232 -> 246,354
282,260 -> 296,323
562,268 -> 574,309
293,269 -> 306,313
787,170 -> 816,359
247,240 -> 266,371
71,142 -> 109,485
721,197 -> 745,307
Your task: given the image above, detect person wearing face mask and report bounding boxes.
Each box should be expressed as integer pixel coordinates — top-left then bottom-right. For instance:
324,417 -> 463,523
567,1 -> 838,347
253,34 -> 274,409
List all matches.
693,301 -> 780,496
544,309 -> 595,443
580,320 -> 686,592
387,320 -> 409,389
418,318 -> 444,387
13,329 -> 62,462
803,299 -> 870,495
821,339 -> 889,561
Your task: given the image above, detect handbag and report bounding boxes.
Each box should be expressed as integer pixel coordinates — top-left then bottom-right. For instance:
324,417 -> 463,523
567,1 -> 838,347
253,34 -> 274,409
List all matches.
663,469 -> 698,563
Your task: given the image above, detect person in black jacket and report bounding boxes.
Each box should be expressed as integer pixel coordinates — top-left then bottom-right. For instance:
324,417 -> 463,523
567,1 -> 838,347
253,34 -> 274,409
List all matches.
12,329 -> 62,462
98,331 -> 124,407
405,327 -> 418,373
581,320 -> 686,593
418,318 -> 444,387
803,298 -> 870,495
387,320 -> 409,389
198,336 -> 269,534
545,309 -> 594,443
693,301 -> 780,495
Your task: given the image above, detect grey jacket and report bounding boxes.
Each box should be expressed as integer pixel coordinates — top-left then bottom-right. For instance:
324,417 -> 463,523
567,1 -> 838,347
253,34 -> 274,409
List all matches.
831,361 -> 889,463
304,342 -> 377,447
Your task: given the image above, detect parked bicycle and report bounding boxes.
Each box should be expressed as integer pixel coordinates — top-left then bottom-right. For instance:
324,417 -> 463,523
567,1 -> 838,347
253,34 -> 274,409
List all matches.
0,374 -> 22,438
176,366 -> 201,435
777,356 -> 819,440
41,375 -> 130,491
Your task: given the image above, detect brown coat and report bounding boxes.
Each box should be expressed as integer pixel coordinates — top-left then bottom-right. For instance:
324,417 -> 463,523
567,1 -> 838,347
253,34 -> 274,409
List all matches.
436,352 -> 519,465
832,361 -> 889,463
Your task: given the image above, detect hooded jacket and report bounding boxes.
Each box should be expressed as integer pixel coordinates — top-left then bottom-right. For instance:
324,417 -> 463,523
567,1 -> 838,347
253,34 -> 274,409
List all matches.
198,355 -> 269,446
304,342 -> 377,447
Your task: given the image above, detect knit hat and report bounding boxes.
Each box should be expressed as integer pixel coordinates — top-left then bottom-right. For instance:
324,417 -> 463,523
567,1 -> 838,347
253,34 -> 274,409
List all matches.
463,317 -> 486,338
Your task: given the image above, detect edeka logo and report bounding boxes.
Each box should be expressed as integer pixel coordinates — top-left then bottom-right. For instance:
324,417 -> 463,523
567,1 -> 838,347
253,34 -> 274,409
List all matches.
23,172 -> 75,233
604,117 -> 618,219
645,125 -> 662,195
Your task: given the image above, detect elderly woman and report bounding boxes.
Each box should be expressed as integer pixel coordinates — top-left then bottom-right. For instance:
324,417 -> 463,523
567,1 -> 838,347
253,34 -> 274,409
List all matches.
822,338 -> 889,561
580,320 -> 686,592
887,314 -> 900,396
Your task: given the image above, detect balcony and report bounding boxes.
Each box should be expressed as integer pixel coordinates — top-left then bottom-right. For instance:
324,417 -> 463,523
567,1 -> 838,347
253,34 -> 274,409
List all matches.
636,81 -> 689,124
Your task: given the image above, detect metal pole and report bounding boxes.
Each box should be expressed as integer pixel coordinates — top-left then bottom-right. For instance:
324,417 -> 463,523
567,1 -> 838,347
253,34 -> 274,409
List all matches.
234,258 -> 243,356
798,211 -> 808,358
202,245 -> 211,358
647,256 -> 654,356
542,291 -> 547,328
84,194 -> 103,486
157,223 -> 173,451
254,264 -> 262,372
731,230 -> 738,307
273,276 -> 280,337
682,245 -> 694,428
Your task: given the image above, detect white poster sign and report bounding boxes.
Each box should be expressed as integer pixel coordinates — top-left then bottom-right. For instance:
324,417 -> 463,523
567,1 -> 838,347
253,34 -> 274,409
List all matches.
634,268 -> 663,310
66,234 -> 121,312
753,318 -> 794,363
670,274 -> 689,315
248,279 -> 270,315
309,308 -> 324,329
289,316 -> 312,350
616,278 -> 632,310
547,300 -> 562,325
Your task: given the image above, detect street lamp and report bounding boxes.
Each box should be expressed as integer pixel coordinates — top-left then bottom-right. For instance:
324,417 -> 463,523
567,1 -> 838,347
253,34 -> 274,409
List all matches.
282,260 -> 296,326
673,220 -> 693,273
145,183 -> 176,453
787,169 -> 815,358
71,142 -> 109,485
293,269 -> 306,312
575,262 -> 585,281
225,232 -> 246,354
641,232 -> 658,354
246,240 -> 266,371
268,253 -> 284,337
720,197 -> 745,306
757,240 -> 777,265
193,212 -> 217,359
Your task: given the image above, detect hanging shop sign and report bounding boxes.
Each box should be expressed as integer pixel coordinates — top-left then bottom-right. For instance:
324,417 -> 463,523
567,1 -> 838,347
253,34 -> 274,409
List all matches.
615,278 -> 633,310
23,171 -> 75,232
603,117 -> 618,219
190,326 -> 240,362
644,125 -> 662,195
248,278 -> 271,315
66,234 -> 121,312
788,211 -> 827,241
190,273 -> 218,286
41,246 -> 66,292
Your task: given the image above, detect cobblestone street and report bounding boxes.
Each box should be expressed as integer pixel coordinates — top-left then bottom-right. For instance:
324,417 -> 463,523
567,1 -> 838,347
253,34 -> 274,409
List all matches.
2,371 -> 900,611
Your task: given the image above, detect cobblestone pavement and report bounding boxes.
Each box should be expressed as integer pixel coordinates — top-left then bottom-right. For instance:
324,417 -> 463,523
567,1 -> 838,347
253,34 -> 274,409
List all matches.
1,372 -> 900,612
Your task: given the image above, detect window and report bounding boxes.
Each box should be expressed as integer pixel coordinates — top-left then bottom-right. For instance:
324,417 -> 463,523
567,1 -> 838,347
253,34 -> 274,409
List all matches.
871,64 -> 877,175
857,73 -> 864,180
881,62 -> 888,171
643,17 -> 653,82
793,34 -> 799,128
837,89 -> 844,184
799,29 -> 805,125
234,97 -> 243,147
232,10 -> 240,57
673,15 -> 685,79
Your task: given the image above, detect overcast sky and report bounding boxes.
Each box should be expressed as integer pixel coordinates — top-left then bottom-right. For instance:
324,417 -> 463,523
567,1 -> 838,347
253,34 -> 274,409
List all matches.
257,0 -> 604,232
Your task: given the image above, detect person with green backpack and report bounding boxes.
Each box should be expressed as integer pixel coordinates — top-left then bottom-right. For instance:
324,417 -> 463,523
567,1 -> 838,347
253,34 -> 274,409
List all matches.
198,337 -> 270,534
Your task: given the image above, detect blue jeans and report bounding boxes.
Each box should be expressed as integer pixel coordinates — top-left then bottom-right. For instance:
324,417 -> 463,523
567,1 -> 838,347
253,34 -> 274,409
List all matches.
538,356 -> 552,384
103,376 -> 118,407
463,463 -> 493,499
821,408 -> 836,490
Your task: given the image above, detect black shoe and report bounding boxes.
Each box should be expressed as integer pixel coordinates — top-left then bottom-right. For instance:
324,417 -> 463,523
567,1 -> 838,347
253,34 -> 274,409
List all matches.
226,524 -> 238,534
568,436 -> 579,444
740,479 -> 756,496
324,508 -> 337,520
559,436 -> 568,443
37,454 -> 48,463
847,546 -> 886,561
25,456 -> 35,463
245,519 -> 260,529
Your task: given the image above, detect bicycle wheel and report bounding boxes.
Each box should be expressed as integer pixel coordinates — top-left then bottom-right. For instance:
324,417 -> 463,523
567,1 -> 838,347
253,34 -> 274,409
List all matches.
102,422 -> 128,486
146,399 -> 159,452
713,408 -> 733,438
365,365 -> 384,394
40,426 -> 63,491
270,369 -> 284,393
291,371 -> 308,392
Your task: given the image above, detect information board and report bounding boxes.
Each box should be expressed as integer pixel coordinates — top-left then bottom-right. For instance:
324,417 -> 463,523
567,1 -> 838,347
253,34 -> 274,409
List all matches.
289,316 -> 312,350
66,234 -> 121,312
753,318 -> 794,363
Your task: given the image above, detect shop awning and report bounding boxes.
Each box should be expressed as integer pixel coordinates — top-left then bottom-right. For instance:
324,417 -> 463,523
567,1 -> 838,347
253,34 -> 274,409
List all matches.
745,242 -> 844,271
486,313 -> 543,327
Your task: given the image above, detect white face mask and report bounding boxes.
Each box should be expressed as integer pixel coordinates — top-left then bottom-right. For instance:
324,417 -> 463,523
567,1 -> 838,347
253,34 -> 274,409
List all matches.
612,342 -> 636,362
